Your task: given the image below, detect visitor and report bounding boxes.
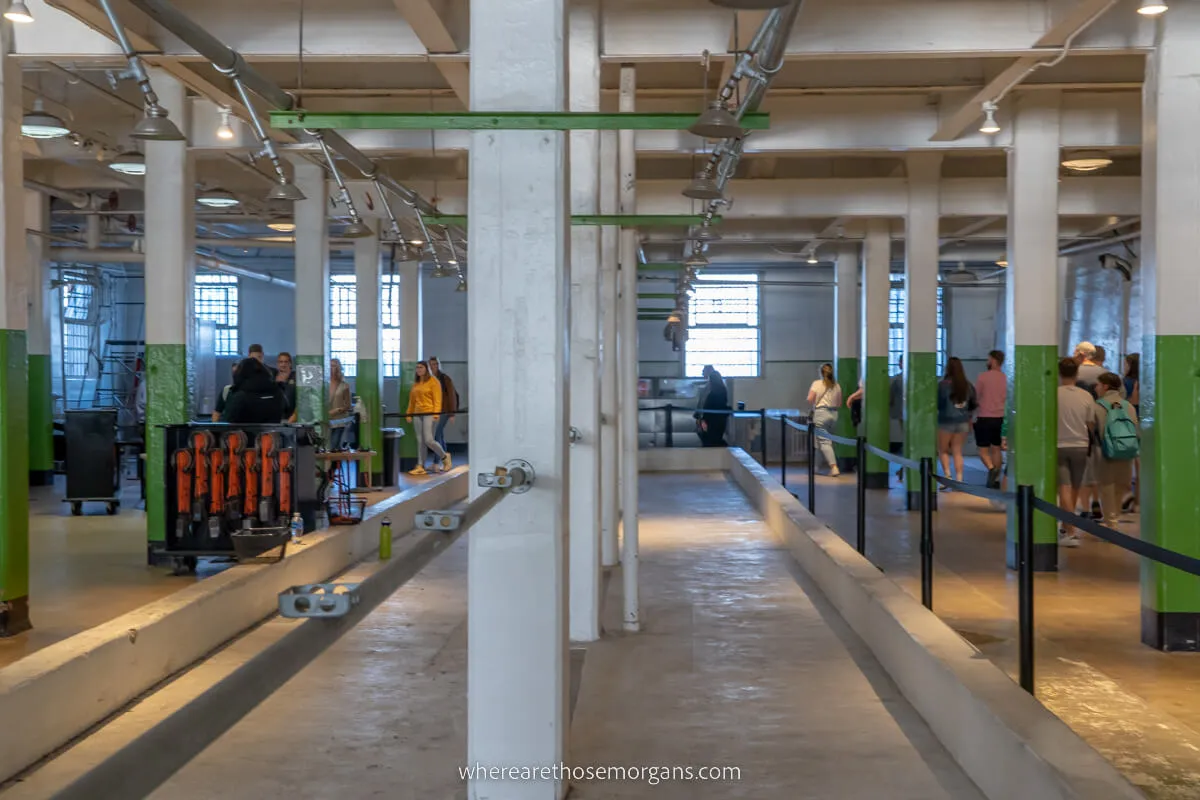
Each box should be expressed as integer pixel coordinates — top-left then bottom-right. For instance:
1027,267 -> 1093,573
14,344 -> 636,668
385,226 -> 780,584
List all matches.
223,357 -> 285,424
806,363 -> 842,477
696,366 -> 730,448
248,343 -> 266,364
329,358 -> 352,419
1056,358 -> 1097,548
406,360 -> 449,475
1122,353 -> 1140,513
276,352 -> 297,422
1093,372 -> 1139,528
1074,341 -> 1104,397
428,356 -> 459,452
936,357 -> 976,486
974,350 -> 1007,489
212,362 -> 238,422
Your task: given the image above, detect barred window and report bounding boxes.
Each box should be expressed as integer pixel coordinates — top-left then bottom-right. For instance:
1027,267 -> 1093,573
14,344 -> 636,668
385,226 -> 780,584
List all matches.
888,274 -> 947,377
194,275 -> 239,356
685,273 -> 760,378
330,276 -> 357,377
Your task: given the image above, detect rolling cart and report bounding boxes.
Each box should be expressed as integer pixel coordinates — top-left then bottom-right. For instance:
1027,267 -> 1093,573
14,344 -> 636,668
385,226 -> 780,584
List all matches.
63,408 -> 121,516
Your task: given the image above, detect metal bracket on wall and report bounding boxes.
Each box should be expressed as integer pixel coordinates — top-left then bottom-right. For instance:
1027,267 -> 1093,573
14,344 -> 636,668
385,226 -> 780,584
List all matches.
568,427 -> 582,445
415,511 -> 463,531
278,583 -> 362,619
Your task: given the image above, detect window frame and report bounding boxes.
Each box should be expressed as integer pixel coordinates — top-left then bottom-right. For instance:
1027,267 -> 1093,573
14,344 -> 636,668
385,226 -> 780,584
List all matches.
193,274 -> 240,357
329,274 -> 358,378
888,274 -> 948,377
683,272 -> 762,379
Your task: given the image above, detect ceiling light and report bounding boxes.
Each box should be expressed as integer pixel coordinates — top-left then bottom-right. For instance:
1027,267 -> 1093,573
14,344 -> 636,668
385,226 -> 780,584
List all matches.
806,254 -> 819,264
1138,0 -> 1167,15
688,100 -> 743,140
268,221 -> 296,233
996,259 -> 1009,267
455,276 -> 468,292
682,173 -> 725,201
131,105 -> 185,141
430,262 -> 452,279
265,180 -> 305,202
4,1 -> 33,23
342,219 -> 375,239
1061,151 -> 1113,173
109,151 -> 146,175
691,225 -> 722,243
447,259 -> 458,266
21,101 -> 69,139
980,101 -> 1001,135
409,239 -> 424,246
216,108 -> 235,141
685,253 -> 709,268
197,188 -> 239,208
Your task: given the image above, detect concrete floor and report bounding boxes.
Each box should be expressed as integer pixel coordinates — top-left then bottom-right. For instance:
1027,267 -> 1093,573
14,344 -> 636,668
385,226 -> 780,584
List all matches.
118,472 -> 983,799
778,462 -> 1200,799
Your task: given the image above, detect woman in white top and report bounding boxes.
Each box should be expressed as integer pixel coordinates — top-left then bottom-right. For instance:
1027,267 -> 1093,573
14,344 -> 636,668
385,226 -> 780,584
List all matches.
807,363 -> 843,477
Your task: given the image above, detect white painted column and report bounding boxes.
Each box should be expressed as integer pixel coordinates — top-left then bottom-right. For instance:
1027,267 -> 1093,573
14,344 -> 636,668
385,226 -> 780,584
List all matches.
143,69 -> 193,547
860,220 -> 892,486
599,130 -> 620,568
618,64 -> 640,633
568,0 -> 602,643
355,235 -> 383,482
293,158 -> 330,427
398,259 -> 422,463
467,0 -> 570,794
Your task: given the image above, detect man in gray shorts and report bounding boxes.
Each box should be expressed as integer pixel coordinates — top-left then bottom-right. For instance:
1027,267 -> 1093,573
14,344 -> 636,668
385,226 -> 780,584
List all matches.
1057,358 -> 1097,547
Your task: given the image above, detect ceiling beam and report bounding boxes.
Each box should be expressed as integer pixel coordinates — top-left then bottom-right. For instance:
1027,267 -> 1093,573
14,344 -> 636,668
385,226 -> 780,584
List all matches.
939,215 -> 1003,249
389,0 -> 469,106
928,0 -> 1119,142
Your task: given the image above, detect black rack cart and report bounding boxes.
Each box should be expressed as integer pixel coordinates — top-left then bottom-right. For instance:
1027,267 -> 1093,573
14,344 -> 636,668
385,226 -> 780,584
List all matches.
63,408 -> 121,516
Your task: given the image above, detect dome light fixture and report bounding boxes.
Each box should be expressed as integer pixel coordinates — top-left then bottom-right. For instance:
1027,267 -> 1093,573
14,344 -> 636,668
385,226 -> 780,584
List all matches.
216,108 -> 235,141
980,101 -> 1001,135
21,100 -> 70,139
131,104 -> 186,142
1138,0 -> 1167,15
806,253 -> 819,264
996,259 -> 1009,267
455,275 -> 468,292
109,151 -> 146,175
342,219 -> 375,239
688,100 -> 743,140
268,220 -> 296,233
691,225 -> 722,243
685,251 -> 709,268
197,188 -> 239,208
1061,151 -> 1113,173
682,172 -> 725,201
4,1 -> 34,23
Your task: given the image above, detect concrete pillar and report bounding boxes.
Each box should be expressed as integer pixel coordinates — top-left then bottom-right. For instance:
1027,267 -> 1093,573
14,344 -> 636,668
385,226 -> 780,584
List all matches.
293,159 -> 329,430
397,260 -> 422,463
0,24 -> 29,636
861,220 -> 891,489
598,131 -> 620,568
833,242 -> 859,466
618,64 -> 640,633
466,0 -> 570,793
143,69 -> 193,552
903,153 -> 941,508
1005,93 -> 1061,573
355,235 -> 383,484
568,0 -> 601,642
26,190 -> 52,486
1140,9 -> 1200,650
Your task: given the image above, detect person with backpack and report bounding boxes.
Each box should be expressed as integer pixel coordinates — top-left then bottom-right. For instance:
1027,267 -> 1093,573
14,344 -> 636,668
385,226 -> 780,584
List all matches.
1093,372 -> 1140,527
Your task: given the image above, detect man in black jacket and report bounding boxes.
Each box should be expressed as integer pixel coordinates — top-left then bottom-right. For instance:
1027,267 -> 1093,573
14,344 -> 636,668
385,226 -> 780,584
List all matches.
428,356 -> 458,451
223,357 -> 285,424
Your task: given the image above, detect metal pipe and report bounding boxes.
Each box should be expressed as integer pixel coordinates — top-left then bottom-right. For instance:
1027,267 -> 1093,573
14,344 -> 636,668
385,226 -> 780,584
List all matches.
97,0 -> 162,112
23,180 -> 89,209
1057,230 -> 1140,256
47,247 -> 295,288
618,66 -> 640,633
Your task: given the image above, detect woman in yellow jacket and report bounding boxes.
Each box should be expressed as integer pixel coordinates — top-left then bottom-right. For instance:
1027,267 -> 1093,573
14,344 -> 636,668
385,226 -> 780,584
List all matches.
407,360 -> 450,475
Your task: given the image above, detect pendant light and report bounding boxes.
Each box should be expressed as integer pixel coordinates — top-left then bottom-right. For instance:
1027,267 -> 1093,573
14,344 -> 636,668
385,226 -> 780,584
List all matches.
979,101 -> 1001,135
109,151 -> 146,175
1137,0 -> 1167,15
4,1 -> 33,23
197,188 -> 239,208
22,100 -> 70,139
688,100 -> 743,140
683,172 -> 725,200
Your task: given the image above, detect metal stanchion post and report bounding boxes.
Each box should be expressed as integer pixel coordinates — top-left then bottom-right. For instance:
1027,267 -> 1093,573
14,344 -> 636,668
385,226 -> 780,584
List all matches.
759,408 -> 768,466
919,457 -> 934,610
807,421 -> 817,513
856,436 -> 867,556
780,415 -> 788,489
664,404 -> 674,448
1017,484 -> 1035,694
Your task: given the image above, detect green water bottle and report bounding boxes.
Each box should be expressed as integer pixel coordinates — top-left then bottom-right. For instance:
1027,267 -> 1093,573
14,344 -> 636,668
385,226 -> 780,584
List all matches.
379,516 -> 392,561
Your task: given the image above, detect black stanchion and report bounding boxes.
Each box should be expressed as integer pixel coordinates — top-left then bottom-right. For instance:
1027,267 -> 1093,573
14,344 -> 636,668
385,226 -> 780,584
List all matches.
759,408 -> 768,466
1017,484 -> 1035,694
807,423 -> 817,513
919,457 -> 934,610
664,404 -> 674,448
780,415 -> 788,489
856,436 -> 867,556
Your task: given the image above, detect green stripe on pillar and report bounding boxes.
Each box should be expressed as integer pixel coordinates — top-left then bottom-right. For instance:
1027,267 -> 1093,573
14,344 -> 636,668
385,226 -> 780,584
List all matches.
1007,345 -> 1058,569
27,353 -> 53,483
1141,335 -> 1200,647
863,355 -> 890,484
0,330 -> 30,633
904,351 -> 937,501
145,343 -> 187,544
356,358 -> 383,476
397,361 -> 417,459
834,357 -> 858,459
295,355 -> 329,436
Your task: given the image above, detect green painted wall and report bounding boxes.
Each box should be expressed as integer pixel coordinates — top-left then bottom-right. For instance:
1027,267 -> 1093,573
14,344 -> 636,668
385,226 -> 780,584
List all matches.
357,358 -> 383,475
862,355 -> 890,478
1007,345 -> 1058,549
1141,335 -> 1200,613
0,330 -> 30,604
904,351 -> 937,492
145,343 -> 188,543
397,360 -> 417,458
26,353 -> 53,476
834,357 -> 859,458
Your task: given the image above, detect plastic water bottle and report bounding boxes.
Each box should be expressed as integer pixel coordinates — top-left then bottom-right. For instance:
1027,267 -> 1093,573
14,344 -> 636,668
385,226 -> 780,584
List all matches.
290,512 -> 303,541
379,516 -> 392,561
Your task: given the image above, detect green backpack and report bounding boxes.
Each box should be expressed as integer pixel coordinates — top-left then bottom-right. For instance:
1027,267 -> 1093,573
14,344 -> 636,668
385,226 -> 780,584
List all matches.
1099,399 -> 1139,460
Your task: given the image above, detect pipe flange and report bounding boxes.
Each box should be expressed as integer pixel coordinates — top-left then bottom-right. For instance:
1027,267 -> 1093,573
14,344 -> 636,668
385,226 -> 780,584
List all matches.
505,459 -> 535,494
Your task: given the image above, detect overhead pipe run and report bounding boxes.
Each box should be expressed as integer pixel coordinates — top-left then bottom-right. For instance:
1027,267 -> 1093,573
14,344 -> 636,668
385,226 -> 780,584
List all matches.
23,180 -> 89,209
48,247 -> 296,288
96,0 -> 186,141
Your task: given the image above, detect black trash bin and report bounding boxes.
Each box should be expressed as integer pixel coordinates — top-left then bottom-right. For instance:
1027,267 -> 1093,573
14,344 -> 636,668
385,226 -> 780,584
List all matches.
382,428 -> 404,486
63,408 -> 120,515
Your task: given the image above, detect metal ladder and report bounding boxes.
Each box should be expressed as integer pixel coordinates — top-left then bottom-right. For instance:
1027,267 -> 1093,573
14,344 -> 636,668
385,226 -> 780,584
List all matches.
93,339 -> 144,416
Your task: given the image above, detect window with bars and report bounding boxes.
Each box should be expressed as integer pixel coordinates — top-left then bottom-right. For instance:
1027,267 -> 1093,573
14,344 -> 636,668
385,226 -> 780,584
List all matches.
887,274 -> 947,377
382,275 -> 402,378
62,281 -> 93,379
330,275 -> 358,377
194,275 -> 239,356
684,273 -> 760,379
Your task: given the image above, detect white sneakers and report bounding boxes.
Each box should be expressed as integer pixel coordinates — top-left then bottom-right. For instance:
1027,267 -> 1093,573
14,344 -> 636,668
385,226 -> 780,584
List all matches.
1058,528 -> 1081,548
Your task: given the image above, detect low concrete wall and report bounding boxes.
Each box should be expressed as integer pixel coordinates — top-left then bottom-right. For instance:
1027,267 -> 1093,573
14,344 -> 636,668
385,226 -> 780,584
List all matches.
0,471 -> 468,784
638,447 -> 732,473
726,451 -> 1142,800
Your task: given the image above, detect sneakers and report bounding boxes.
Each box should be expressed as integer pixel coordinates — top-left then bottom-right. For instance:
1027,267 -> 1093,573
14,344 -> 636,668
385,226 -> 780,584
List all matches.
829,468 -> 841,478
408,466 -> 428,476
1058,528 -> 1081,548
442,452 -> 453,471
986,465 -> 1002,489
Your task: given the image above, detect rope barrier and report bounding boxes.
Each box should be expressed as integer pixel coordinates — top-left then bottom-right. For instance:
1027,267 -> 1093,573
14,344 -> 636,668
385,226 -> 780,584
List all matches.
932,474 -> 1015,506
864,442 -> 918,471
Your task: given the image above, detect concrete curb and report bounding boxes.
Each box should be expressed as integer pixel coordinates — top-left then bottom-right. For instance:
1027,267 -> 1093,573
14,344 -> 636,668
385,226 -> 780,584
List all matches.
638,447 -> 729,472
725,449 -> 1143,800
0,471 -> 469,785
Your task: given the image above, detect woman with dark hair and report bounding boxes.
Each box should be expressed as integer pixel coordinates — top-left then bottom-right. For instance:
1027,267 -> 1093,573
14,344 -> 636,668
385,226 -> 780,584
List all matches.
807,363 -> 843,477
406,360 -> 448,475
936,357 -> 977,486
696,367 -> 730,447
222,357 -> 286,424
